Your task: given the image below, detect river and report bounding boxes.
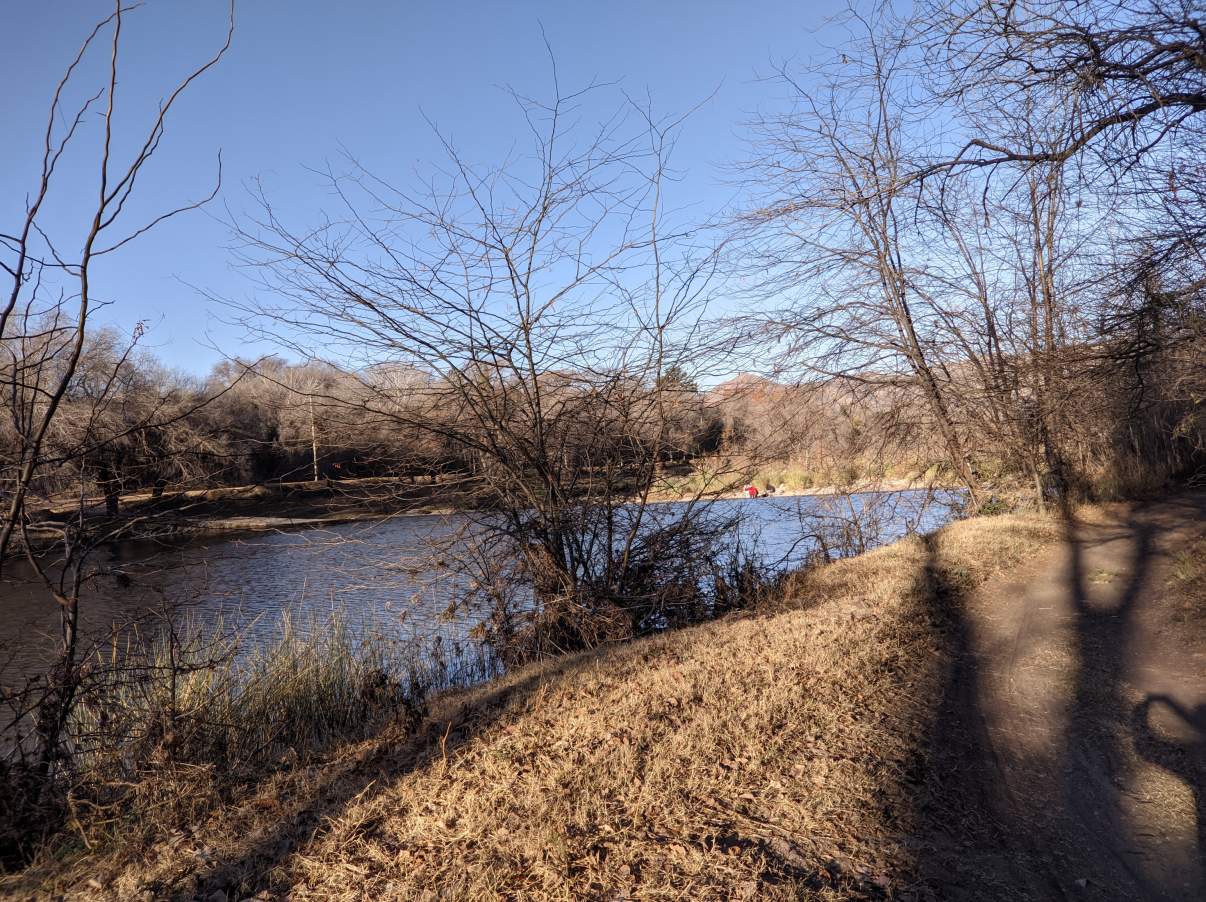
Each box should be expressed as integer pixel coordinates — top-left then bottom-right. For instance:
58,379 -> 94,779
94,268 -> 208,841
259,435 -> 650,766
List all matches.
1,489 -> 961,678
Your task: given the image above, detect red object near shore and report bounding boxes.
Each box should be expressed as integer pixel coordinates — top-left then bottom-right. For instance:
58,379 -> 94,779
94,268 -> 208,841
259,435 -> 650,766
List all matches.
744,484 -> 759,498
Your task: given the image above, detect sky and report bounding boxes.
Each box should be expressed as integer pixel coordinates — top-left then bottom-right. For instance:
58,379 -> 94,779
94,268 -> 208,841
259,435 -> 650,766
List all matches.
2,0 -> 847,375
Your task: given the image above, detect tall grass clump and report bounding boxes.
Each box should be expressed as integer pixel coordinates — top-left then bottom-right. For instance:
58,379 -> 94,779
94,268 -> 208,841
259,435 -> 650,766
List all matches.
86,613 -> 423,765
4,609 -> 482,865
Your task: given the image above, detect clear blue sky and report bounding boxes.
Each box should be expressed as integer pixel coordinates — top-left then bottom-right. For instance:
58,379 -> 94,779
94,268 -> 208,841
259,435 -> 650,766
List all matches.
2,0 -> 845,375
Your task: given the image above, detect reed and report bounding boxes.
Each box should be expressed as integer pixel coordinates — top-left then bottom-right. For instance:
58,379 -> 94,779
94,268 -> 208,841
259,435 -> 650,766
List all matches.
10,609 -> 493,862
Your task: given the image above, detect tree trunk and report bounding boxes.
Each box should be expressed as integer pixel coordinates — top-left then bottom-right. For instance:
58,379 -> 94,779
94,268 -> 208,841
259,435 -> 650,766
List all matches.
97,464 -> 120,517
309,395 -> 320,482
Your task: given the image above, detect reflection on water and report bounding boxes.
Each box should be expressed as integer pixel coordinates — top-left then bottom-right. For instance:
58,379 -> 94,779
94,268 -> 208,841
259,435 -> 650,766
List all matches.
1,490 -> 961,677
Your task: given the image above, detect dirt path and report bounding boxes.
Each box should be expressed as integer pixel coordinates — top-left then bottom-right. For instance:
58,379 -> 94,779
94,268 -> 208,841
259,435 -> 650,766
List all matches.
924,493 -> 1206,900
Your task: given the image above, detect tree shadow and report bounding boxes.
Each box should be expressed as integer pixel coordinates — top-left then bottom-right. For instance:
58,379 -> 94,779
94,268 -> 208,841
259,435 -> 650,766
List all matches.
913,495 -> 1205,900
911,531 -> 1056,900
1132,694 -> 1206,863
1056,506 -> 1158,893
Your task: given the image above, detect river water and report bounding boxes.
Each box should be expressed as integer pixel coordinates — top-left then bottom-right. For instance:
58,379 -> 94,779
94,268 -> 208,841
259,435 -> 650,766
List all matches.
1,490 -> 961,678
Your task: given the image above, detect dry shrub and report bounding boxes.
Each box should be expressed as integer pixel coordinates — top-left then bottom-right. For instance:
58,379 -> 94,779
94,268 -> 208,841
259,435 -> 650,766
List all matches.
473,508 -> 759,669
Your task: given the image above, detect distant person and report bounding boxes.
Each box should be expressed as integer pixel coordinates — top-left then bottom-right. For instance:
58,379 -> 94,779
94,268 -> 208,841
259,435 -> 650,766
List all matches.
745,484 -> 759,499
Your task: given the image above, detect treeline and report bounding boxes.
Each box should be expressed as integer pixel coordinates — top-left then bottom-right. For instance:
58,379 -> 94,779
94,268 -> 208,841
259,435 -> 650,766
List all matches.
0,343 -> 740,513
0,332 -> 959,518
9,329 -> 1197,523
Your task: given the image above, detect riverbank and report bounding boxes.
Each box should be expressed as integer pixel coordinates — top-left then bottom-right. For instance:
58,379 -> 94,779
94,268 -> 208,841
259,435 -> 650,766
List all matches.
18,477 -> 470,550
648,475 -> 957,503
17,474 -> 959,554
13,497 -> 1197,898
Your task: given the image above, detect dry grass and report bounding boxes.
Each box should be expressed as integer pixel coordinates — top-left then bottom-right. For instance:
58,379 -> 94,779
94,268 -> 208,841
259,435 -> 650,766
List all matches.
1167,535 -> 1206,628
4,511 -> 1066,901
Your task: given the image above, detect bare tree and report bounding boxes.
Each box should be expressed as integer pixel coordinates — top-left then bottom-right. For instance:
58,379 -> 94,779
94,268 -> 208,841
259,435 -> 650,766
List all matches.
910,101 -> 1109,507
740,0 -> 1203,504
920,0 -> 1205,173
0,1 -> 232,849
232,71 -> 741,662
919,0 -> 1206,493
739,4 -> 983,505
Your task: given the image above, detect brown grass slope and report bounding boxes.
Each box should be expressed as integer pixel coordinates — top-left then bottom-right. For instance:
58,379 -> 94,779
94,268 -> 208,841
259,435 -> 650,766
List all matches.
8,513 -> 1067,901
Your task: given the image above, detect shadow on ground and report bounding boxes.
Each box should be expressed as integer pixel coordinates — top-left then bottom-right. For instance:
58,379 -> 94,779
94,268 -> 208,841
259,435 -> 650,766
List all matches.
914,494 -> 1205,901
